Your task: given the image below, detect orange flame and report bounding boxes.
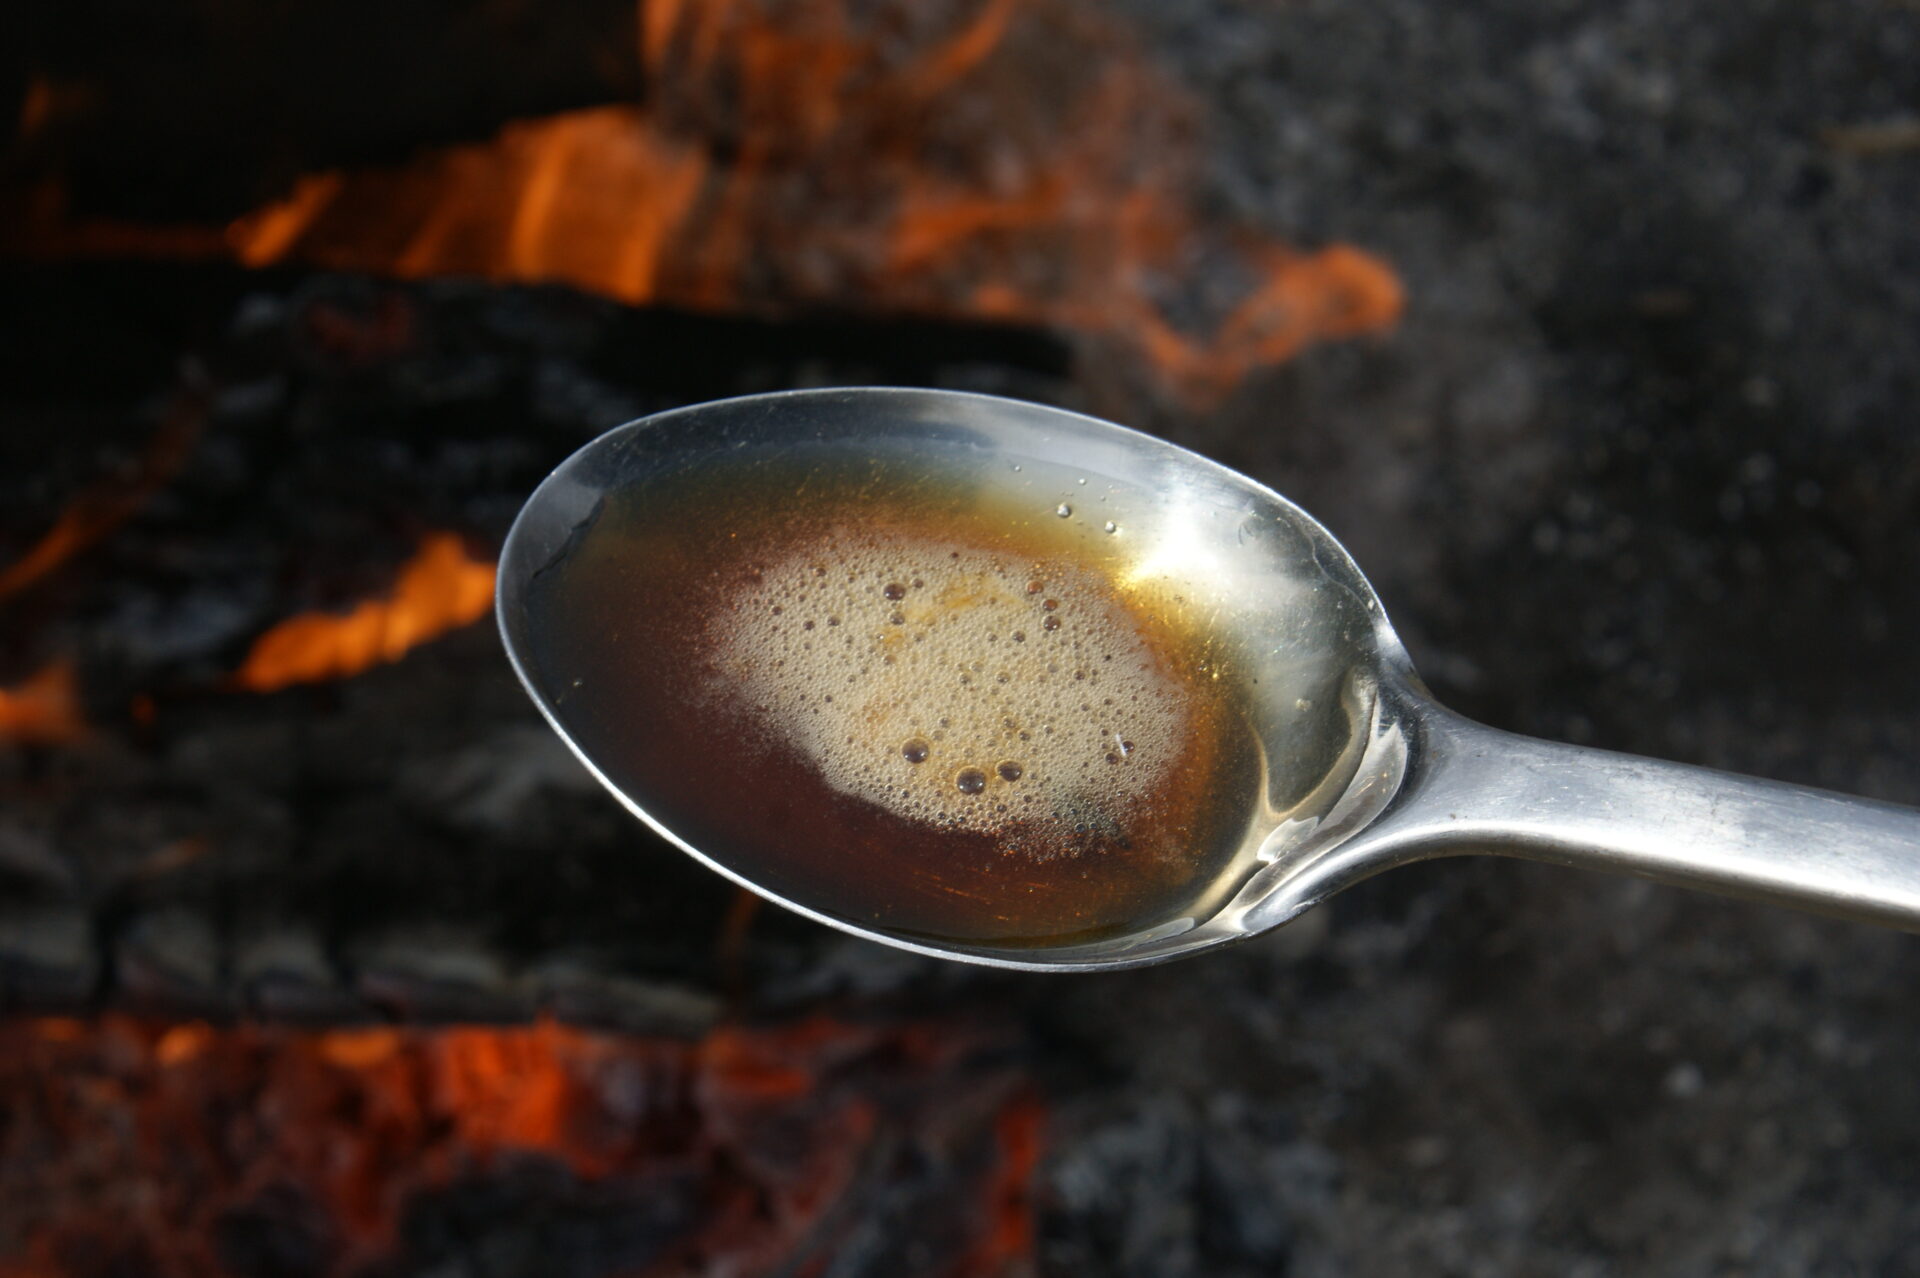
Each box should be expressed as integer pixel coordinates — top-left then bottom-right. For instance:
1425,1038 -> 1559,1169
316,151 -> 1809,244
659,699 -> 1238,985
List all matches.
234,533 -> 495,692
0,660 -> 87,745
0,399 -> 203,604
14,0 -> 1401,406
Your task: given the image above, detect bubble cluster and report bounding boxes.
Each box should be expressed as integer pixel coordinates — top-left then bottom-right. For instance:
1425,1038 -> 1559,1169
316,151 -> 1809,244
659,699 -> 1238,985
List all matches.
711,526 -> 1192,852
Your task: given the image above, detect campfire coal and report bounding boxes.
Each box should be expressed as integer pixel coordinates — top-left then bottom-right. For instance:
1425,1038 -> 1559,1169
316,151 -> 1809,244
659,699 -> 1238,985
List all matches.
0,1014 -> 1039,1278
6,0 -> 1920,1274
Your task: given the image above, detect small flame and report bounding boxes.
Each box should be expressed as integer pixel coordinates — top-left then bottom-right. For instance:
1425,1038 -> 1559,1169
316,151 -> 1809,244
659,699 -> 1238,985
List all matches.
0,660 -> 87,745
234,534 -> 496,692
14,75 -> 94,147
231,171 -> 345,267
0,400 -> 202,603
16,77 -> 58,141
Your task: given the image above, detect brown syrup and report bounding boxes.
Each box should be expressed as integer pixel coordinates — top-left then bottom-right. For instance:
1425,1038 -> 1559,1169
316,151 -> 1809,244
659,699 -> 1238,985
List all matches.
525,453 -> 1260,948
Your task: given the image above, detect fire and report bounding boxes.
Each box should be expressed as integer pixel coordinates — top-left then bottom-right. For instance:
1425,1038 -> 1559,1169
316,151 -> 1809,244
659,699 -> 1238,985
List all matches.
234,534 -> 496,692
0,661 -> 86,745
0,1014 -> 1039,1277
13,0 -> 1401,406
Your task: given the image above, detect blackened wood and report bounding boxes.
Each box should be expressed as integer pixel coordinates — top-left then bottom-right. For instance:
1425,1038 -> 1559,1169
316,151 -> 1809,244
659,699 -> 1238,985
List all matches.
9,0 -> 642,222
0,265 -> 1072,1029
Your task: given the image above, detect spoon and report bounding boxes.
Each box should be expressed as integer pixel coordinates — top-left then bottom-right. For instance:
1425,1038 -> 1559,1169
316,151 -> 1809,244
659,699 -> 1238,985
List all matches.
498,388 -> 1920,971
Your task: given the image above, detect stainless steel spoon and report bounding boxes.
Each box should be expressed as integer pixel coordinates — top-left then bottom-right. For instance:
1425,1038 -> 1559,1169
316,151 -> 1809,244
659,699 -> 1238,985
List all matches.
498,387 -> 1920,971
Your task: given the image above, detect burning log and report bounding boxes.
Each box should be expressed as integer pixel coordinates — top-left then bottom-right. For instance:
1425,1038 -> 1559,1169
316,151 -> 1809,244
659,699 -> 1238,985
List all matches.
0,266 -> 1075,1028
8,0 -> 1401,407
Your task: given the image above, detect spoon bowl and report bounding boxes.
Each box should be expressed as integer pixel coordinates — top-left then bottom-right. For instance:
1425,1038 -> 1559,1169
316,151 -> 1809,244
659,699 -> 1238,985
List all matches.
499,388 -> 1920,970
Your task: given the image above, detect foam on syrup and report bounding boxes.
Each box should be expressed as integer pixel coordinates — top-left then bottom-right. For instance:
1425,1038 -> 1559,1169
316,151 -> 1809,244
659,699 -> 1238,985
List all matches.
713,525 -> 1191,858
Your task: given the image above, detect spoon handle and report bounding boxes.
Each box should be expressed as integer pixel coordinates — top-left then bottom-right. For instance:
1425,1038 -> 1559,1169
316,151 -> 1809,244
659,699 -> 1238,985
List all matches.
1354,707 -> 1920,931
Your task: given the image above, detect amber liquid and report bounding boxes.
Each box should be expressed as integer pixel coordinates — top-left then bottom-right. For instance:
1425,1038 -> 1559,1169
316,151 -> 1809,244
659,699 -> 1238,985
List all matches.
524,449 -> 1260,949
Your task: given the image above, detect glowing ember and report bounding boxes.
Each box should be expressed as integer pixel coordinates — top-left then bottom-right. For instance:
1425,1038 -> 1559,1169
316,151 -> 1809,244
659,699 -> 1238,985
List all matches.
0,1015 -> 1039,1277
0,660 -> 87,745
14,0 -> 1401,406
234,534 -> 496,692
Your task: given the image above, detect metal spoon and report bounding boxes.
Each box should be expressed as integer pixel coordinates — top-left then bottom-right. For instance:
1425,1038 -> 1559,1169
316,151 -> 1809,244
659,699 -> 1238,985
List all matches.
498,388 -> 1920,971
